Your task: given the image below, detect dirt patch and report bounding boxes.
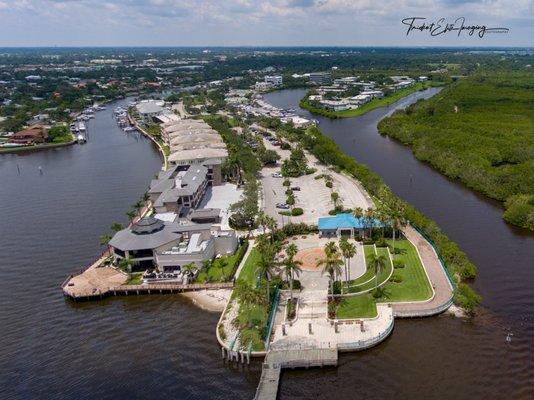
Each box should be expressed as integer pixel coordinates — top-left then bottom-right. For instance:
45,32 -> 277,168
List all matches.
295,247 -> 326,271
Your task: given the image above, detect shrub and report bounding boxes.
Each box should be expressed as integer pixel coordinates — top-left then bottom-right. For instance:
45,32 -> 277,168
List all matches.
291,207 -> 304,216
283,179 -> 291,187
390,274 -> 403,283
454,283 -> 482,314
292,279 -> 302,290
325,181 -> 333,188
393,259 -> 405,269
280,142 -> 291,150
332,281 -> 342,295
375,239 -> 388,247
285,189 -> 293,196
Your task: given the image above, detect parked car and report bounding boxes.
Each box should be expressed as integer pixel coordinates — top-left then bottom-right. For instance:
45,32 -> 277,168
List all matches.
276,203 -> 290,209
271,172 -> 283,178
291,186 -> 301,191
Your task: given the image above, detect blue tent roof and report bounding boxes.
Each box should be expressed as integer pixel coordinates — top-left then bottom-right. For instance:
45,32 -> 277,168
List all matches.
317,213 -> 385,230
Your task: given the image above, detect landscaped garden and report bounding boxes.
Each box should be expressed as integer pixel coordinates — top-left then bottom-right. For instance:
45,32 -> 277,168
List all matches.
195,242 -> 248,283
335,239 -> 433,319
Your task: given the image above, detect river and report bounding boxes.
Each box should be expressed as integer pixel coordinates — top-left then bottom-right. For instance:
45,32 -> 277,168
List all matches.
0,99 -> 259,400
264,88 -> 534,399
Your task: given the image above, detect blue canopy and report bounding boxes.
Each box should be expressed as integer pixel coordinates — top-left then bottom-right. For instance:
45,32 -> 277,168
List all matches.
317,213 -> 385,230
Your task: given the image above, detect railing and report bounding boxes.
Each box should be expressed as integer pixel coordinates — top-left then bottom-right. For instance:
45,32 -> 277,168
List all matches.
263,285 -> 280,350
337,314 -> 395,351
410,223 -> 457,290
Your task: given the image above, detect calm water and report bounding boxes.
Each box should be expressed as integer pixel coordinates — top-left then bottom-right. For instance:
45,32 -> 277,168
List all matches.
0,99 -> 260,400
265,89 -> 534,399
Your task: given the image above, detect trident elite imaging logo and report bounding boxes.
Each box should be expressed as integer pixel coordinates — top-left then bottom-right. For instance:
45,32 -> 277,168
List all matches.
402,17 -> 509,38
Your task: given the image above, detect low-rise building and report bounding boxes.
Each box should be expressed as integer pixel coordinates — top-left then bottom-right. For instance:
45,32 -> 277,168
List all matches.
136,100 -> 164,123
264,75 -> 283,86
10,125 -> 48,144
318,214 -> 386,238
109,216 -> 238,272
309,72 -> 332,85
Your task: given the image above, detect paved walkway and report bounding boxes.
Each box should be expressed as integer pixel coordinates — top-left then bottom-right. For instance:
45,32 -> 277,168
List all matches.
391,225 -> 454,317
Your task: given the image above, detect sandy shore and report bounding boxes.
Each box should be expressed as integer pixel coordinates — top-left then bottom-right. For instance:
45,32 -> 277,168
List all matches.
181,289 -> 232,312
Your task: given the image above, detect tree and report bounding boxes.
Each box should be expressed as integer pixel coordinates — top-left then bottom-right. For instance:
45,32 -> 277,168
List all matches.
364,208 -> 376,238
126,210 -> 136,222
339,238 -> 357,288
256,249 -> 277,303
317,246 -> 344,298
368,253 -> 387,288
182,262 -> 196,276
282,244 -> 302,300
119,256 -> 134,273
324,241 -> 338,258
110,222 -> 122,232
391,201 -> 406,249
142,192 -> 150,202
99,234 -> 111,246
218,258 -> 228,281
331,192 -> 340,209
133,200 -> 143,212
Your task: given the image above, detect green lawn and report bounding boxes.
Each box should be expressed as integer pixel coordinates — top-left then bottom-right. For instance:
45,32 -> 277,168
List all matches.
195,244 -> 247,283
337,239 -> 432,318
237,247 -> 261,285
301,82 -> 435,119
385,239 -> 432,302
346,245 -> 393,293
124,272 -> 143,285
336,294 -> 378,319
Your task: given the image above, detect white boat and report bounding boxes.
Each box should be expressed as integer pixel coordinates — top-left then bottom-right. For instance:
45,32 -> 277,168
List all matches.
123,126 -> 136,132
77,134 -> 86,144
78,122 -> 86,132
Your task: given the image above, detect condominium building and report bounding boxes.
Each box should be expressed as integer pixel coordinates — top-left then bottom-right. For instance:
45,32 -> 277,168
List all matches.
309,72 -> 332,85
264,75 -> 283,86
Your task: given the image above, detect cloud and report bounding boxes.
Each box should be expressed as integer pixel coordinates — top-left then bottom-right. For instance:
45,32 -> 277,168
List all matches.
0,0 -> 532,45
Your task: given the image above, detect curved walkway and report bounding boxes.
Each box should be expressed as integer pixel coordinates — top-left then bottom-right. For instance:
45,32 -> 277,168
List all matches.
391,225 -> 454,317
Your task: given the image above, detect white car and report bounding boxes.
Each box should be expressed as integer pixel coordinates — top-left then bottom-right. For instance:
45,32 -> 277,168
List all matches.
271,172 -> 283,178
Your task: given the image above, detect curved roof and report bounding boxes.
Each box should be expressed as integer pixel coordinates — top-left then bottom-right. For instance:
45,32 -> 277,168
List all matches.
131,217 -> 164,234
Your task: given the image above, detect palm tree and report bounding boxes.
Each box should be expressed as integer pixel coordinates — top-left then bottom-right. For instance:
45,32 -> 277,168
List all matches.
339,238 -> 357,286
142,192 -> 150,202
377,211 -> 388,239
218,258 -> 228,281
256,211 -> 268,235
133,200 -> 143,212
110,222 -> 122,232
317,247 -> 344,298
126,210 -> 136,222
391,202 -> 406,250
324,241 -> 338,258
364,208 -> 375,238
235,280 -> 264,307
99,234 -> 111,246
182,262 -> 196,276
256,251 -> 277,303
368,253 -> 387,288
282,245 -> 302,300
119,256 -> 134,273
265,216 -> 278,242
201,259 -> 212,281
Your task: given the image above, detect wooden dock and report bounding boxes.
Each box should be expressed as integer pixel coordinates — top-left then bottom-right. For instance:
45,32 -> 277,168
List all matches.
254,347 -> 338,400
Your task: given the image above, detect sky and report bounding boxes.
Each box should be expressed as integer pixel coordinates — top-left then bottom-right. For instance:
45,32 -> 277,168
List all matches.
0,0 -> 532,47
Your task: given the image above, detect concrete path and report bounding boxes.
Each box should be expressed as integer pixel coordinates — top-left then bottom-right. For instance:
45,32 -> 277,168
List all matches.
391,225 -> 454,317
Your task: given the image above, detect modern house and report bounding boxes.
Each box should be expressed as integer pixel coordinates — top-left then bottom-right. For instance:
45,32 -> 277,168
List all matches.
109,216 -> 238,272
318,213 -> 386,238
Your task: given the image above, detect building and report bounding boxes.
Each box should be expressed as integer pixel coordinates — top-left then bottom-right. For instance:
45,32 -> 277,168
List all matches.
10,125 -> 48,145
109,216 -> 238,272
318,213 -> 386,238
136,100 -> 164,123
149,164 -> 209,215
255,81 -> 273,92
320,99 -> 352,112
264,75 -> 283,86
309,72 -> 332,85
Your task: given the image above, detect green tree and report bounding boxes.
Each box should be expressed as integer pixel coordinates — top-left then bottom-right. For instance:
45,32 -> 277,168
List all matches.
317,246 -> 344,298
339,238 -> 357,286
282,243 -> 302,300
99,234 -> 111,246
110,222 -> 122,232
368,253 -> 387,288
119,256 -> 134,273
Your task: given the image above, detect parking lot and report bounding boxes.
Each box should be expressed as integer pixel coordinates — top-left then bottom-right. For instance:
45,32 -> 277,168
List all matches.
260,136 -> 373,226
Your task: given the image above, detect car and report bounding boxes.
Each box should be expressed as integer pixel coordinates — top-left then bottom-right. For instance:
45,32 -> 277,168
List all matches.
291,186 -> 301,191
271,172 -> 283,178
276,203 -> 290,209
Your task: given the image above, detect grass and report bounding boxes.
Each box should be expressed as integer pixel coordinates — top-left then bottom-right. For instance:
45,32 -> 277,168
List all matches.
124,272 -> 143,285
195,244 -> 246,283
345,245 -> 393,293
301,82 -> 435,118
237,247 -> 262,285
385,239 -> 432,302
336,239 -> 432,318
336,294 -> 378,319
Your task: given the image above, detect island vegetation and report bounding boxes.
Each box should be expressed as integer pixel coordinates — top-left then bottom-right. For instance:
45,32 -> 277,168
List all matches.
378,73 -> 534,231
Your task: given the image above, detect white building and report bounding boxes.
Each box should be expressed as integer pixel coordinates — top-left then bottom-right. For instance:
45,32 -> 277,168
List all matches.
264,75 -> 283,86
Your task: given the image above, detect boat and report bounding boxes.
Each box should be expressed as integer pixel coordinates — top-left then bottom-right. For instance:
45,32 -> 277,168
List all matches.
123,126 -> 136,132
77,134 -> 86,144
78,122 -> 86,132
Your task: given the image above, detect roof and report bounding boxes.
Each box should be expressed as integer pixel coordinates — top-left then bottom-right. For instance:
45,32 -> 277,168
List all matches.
136,101 -> 164,115
131,217 -> 164,234
189,208 -> 221,219
168,147 -> 228,163
110,219 -> 181,251
318,214 -> 385,230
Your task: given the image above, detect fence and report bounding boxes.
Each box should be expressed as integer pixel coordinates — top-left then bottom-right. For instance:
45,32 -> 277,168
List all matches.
337,315 -> 395,351
263,285 -> 280,350
410,223 -> 457,290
